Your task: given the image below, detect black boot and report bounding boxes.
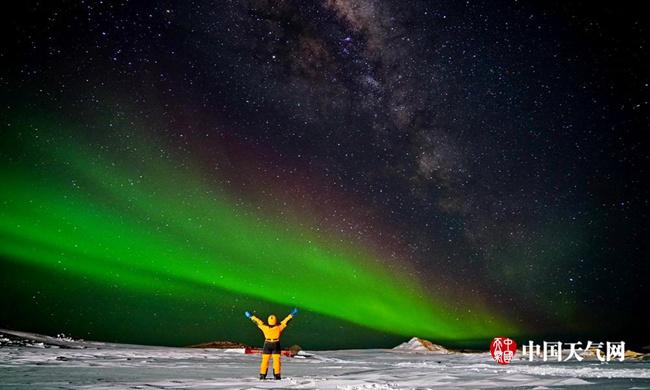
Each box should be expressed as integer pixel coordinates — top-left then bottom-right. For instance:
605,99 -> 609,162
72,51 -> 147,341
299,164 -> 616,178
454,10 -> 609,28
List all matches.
259,374 -> 266,380
274,373 -> 281,380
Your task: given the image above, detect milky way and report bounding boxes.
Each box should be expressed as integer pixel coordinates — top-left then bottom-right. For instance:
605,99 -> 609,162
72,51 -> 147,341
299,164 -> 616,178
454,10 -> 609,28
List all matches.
1,1 -> 648,348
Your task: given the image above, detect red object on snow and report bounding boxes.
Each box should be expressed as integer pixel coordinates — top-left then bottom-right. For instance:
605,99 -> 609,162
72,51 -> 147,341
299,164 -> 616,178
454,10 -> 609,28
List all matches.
244,346 -> 294,357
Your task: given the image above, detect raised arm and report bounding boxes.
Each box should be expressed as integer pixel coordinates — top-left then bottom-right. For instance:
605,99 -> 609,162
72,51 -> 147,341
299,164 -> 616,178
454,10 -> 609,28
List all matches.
245,310 -> 264,327
280,308 -> 298,329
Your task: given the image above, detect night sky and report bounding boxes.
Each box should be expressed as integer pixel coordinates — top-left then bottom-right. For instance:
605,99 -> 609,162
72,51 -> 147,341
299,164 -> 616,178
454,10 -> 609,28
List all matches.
1,1 -> 648,350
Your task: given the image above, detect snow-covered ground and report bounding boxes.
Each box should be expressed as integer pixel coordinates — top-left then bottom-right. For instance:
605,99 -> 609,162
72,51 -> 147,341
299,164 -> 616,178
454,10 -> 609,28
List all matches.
1,331 -> 649,389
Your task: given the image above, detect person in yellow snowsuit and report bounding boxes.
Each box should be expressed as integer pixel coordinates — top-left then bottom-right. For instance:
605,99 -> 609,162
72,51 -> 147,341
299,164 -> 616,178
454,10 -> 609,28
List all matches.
245,308 -> 298,380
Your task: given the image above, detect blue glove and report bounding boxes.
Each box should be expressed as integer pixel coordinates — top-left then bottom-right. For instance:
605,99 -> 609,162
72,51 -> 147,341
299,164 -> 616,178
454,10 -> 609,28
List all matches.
290,308 -> 298,316
244,311 -> 252,318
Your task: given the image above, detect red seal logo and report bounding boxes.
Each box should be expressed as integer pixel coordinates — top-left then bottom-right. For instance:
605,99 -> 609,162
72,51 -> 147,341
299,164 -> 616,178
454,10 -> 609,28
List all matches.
490,337 -> 517,365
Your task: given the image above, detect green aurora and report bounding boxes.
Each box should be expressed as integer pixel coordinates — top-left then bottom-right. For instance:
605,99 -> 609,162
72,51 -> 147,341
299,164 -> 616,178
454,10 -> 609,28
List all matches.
0,115 -> 517,347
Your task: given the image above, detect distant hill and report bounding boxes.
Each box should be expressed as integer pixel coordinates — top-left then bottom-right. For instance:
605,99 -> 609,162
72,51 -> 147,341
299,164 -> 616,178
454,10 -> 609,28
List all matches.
0,329 -> 84,349
393,337 -> 450,353
188,341 -> 249,349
